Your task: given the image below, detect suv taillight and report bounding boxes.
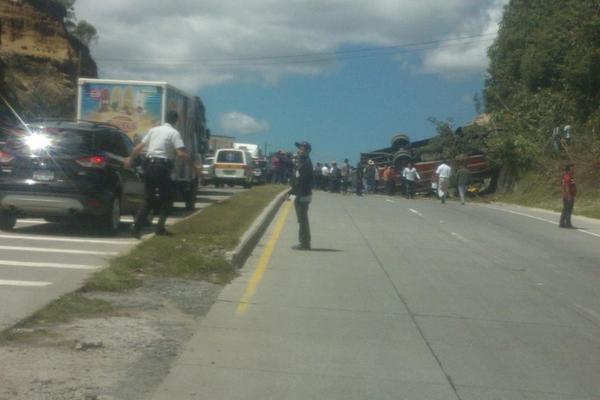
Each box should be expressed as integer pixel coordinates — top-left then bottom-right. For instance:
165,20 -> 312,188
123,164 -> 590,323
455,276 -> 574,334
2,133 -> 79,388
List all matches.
0,151 -> 15,164
76,155 -> 106,168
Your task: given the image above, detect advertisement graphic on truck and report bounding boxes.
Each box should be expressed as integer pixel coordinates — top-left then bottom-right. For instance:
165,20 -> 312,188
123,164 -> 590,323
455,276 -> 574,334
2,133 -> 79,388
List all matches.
78,78 -> 209,210
79,82 -> 163,140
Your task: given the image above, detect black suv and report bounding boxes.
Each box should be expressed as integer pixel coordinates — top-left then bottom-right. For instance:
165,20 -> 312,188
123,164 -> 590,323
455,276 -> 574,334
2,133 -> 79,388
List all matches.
0,121 -> 144,234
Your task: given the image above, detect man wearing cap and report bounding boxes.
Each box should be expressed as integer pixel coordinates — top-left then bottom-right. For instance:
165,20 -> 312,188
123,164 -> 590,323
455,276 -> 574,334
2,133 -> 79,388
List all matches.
290,141 -> 313,250
125,110 -> 199,238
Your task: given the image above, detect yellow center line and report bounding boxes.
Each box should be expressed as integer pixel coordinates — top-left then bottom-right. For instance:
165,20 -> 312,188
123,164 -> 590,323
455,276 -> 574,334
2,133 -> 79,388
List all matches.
236,200 -> 292,316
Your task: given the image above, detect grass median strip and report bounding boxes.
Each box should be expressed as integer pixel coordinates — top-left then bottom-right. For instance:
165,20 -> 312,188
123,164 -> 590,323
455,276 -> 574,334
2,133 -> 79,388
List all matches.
1,185 -> 286,336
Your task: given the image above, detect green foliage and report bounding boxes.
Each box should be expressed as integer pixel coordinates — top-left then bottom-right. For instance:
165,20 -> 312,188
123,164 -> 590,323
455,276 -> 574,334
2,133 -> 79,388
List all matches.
71,20 -> 98,46
415,118 -> 490,161
485,0 -> 600,127
52,0 -> 99,46
479,0 -> 600,176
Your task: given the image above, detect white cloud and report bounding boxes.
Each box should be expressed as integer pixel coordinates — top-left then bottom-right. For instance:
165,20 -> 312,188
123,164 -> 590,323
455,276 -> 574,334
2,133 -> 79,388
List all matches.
74,0 -> 508,89
421,0 -> 508,76
219,112 -> 269,135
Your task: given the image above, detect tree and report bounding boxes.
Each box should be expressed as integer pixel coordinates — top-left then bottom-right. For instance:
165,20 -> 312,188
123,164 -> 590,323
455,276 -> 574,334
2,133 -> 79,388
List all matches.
54,0 -> 77,28
72,20 -> 98,46
484,0 -> 600,169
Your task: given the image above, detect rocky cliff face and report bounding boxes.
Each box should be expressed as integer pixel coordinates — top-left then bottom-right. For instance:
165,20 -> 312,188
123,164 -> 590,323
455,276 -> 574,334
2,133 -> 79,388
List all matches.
0,0 -> 97,120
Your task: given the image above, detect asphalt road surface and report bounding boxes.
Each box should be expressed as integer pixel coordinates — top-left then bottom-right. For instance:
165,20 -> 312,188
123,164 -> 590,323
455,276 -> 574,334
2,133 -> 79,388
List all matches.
0,187 -> 246,331
152,191 -> 600,400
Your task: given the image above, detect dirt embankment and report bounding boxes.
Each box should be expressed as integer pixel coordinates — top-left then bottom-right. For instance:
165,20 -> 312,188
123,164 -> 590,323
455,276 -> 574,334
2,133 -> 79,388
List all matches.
0,278 -> 224,400
0,0 -> 97,119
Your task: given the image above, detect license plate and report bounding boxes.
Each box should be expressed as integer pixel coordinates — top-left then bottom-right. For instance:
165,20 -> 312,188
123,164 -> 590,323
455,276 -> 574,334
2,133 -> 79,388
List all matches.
224,170 -> 236,175
33,170 -> 54,181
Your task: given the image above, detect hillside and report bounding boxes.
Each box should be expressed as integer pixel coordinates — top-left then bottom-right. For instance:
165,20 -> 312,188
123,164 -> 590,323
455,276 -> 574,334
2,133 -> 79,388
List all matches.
420,1 -> 599,218
483,0 -> 600,217
0,0 -> 97,120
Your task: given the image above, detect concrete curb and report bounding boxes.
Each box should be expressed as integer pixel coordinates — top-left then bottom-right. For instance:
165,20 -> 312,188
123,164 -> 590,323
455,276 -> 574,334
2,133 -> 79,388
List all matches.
225,188 -> 290,268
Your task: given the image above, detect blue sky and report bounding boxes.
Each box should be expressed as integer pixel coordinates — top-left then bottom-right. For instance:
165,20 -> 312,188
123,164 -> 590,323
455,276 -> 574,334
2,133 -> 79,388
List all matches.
75,0 -> 507,164
201,54 -> 486,163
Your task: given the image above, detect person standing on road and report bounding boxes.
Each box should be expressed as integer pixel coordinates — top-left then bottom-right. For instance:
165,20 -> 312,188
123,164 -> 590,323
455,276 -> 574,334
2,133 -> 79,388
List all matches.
435,160 -> 452,204
559,164 -> 576,228
402,162 -> 420,199
455,164 -> 470,205
329,161 -> 341,193
313,162 -> 323,190
364,160 -> 376,194
270,151 -> 283,184
383,165 -> 395,196
355,161 -> 364,196
290,141 -> 313,250
340,158 -> 351,195
321,163 -> 330,191
125,110 -> 198,238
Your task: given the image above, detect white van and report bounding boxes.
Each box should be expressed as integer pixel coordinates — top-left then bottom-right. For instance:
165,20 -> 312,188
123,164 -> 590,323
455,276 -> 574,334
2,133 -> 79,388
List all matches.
213,148 -> 255,188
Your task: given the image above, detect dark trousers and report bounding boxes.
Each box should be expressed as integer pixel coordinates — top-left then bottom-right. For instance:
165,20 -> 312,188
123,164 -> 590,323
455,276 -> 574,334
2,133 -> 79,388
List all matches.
134,163 -> 173,231
294,199 -> 311,248
560,198 -> 574,227
405,180 -> 415,199
385,180 -> 395,196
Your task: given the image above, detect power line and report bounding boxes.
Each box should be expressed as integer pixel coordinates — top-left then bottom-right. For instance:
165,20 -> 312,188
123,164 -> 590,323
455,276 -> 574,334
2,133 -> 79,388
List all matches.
95,33 -> 497,67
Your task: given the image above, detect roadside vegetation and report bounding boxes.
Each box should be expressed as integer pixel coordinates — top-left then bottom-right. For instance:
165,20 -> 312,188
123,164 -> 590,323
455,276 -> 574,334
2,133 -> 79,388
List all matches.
0,185 -> 285,340
422,0 -> 600,216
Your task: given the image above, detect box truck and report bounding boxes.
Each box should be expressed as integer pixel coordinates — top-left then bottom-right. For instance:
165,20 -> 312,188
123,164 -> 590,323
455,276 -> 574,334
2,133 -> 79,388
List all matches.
77,78 -> 208,209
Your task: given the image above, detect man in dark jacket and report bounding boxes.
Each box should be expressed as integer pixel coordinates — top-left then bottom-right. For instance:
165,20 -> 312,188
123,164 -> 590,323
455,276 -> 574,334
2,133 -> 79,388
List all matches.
290,141 -> 313,250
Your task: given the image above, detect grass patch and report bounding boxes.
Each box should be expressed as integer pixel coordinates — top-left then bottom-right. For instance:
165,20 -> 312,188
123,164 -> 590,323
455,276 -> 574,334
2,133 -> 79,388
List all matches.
487,168 -> 600,219
84,184 -> 286,292
0,293 -> 112,341
1,185 -> 285,339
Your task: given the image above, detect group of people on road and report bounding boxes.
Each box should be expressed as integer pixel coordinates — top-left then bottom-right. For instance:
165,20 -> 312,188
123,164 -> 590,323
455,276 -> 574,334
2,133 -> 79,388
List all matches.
124,119 -> 579,248
269,150 -> 295,185
312,159 -> 355,194
308,157 -> 472,204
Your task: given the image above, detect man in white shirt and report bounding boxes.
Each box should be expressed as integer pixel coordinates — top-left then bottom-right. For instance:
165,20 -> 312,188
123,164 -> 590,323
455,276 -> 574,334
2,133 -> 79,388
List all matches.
125,110 -> 198,237
435,160 -> 452,204
402,162 -> 420,199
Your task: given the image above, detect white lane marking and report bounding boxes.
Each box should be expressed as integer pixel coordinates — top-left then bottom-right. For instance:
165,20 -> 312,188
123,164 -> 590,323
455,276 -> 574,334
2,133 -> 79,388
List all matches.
483,205 -> 600,239
450,232 -> 469,242
385,199 -> 395,203
409,208 -> 424,217
0,260 -> 101,270
0,279 -> 52,287
577,229 -> 600,238
0,246 -> 118,256
0,234 -> 136,245
16,219 -> 45,225
574,303 -> 600,323
494,207 -> 555,224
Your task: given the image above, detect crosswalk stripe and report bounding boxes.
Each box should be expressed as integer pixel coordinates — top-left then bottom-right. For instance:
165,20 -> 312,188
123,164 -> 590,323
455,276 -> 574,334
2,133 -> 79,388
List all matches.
0,260 -> 101,270
0,234 -> 136,245
0,279 -> 52,287
0,246 -> 118,256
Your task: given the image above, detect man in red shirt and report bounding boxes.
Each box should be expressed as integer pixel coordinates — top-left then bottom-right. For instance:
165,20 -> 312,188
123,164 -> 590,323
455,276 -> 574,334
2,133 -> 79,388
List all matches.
559,164 -> 576,228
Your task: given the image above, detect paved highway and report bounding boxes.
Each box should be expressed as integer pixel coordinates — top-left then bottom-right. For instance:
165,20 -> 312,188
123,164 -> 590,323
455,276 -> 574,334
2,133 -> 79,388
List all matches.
0,187 -> 245,331
152,192 -> 600,400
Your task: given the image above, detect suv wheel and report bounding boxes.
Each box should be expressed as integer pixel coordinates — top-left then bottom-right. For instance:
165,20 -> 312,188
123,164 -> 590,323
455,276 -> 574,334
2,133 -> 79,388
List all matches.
101,195 -> 121,235
0,211 -> 17,231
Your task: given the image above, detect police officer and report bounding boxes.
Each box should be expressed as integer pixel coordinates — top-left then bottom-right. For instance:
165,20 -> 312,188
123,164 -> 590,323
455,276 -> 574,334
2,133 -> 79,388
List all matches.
290,141 -> 313,250
125,110 -> 198,238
